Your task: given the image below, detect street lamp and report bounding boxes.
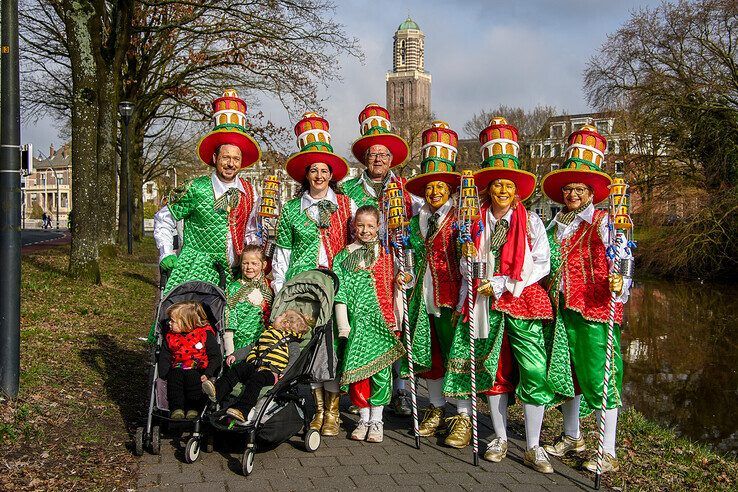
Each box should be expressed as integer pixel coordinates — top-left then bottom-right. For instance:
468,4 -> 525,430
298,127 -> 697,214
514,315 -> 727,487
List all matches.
118,100 -> 134,254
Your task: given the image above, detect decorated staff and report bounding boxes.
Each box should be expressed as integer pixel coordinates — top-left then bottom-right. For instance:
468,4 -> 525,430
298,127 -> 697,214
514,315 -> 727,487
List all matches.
541,124 -> 634,478
457,170 -> 483,465
256,175 -> 281,259
594,178 -> 635,489
385,181 -> 420,448
402,121 -> 468,450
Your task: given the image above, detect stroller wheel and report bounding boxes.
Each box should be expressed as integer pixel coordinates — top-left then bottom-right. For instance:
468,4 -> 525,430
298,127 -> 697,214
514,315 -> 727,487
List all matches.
150,425 -> 161,455
133,427 -> 144,456
304,429 -> 321,452
184,437 -> 200,464
203,434 -> 214,453
242,448 -> 255,476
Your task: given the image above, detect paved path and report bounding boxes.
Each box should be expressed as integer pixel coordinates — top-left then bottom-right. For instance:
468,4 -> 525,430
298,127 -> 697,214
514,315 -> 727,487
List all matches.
21,229 -> 70,252
136,390 -> 599,492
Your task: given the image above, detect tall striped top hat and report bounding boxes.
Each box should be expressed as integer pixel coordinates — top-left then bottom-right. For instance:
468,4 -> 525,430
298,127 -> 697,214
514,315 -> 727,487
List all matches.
474,117 -> 536,201
405,120 -> 462,196
196,89 -> 262,168
541,123 -> 612,204
284,112 -> 348,182
350,103 -> 409,167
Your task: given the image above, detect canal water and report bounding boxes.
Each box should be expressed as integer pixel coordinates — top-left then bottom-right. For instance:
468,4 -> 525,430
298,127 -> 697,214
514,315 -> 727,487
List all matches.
621,278 -> 738,455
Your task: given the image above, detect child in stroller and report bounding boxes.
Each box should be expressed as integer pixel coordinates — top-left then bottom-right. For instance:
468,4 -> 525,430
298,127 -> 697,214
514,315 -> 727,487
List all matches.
201,308 -> 314,423
158,301 -> 222,420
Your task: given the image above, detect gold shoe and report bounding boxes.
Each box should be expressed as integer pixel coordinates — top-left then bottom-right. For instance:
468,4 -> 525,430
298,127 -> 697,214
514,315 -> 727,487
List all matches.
321,391 -> 341,436
583,453 -> 620,473
483,437 -> 508,462
417,405 -> 446,437
524,446 -> 554,474
309,388 -> 325,431
544,433 -> 586,457
443,414 -> 472,449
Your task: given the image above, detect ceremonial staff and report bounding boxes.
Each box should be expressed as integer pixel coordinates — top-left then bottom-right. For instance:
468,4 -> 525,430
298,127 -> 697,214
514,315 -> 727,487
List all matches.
457,170 -> 483,465
594,177 -> 635,489
257,175 -> 280,259
385,181 -> 420,449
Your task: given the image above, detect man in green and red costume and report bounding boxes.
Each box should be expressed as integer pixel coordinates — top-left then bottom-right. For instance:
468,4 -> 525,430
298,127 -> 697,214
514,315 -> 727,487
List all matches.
443,117 -> 556,473
401,121 -> 470,447
342,103 -> 421,416
541,124 -> 632,474
154,89 -> 261,294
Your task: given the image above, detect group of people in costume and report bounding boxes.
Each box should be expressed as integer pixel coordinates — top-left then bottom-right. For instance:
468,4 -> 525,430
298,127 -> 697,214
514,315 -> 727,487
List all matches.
153,89 -> 632,476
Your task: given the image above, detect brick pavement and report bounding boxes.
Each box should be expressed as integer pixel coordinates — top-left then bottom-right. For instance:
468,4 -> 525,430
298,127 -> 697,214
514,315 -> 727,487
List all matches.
136,389 -> 602,492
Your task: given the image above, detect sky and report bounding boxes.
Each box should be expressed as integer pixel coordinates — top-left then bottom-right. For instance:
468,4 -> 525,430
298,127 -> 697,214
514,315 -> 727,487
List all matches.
22,0 -> 662,159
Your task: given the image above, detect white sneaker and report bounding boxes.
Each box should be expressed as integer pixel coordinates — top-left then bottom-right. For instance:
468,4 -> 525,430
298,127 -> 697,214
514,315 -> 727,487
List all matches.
366,421 -> 384,443
350,420 -> 370,441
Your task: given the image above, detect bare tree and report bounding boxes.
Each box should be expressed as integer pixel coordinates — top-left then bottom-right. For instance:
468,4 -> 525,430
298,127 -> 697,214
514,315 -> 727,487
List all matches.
463,105 -> 557,141
391,105 -> 434,177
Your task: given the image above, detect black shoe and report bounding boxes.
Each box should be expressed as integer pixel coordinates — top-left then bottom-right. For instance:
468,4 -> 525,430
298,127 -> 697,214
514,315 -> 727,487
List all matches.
390,390 -> 412,417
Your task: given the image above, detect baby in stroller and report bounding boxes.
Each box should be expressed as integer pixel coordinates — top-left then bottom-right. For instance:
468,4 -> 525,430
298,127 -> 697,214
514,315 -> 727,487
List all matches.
158,301 -> 222,420
201,308 -> 315,423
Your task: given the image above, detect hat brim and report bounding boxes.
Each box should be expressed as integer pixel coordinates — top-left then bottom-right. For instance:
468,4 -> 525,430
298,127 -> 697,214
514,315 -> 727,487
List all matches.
474,168 -> 537,201
541,169 -> 612,205
285,150 -> 349,183
197,128 -> 261,168
405,172 -> 461,196
351,134 -> 409,168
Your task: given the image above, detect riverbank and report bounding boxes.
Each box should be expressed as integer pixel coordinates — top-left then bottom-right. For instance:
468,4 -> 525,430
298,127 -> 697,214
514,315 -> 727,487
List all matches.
2,240 -> 737,490
1,240 -> 159,490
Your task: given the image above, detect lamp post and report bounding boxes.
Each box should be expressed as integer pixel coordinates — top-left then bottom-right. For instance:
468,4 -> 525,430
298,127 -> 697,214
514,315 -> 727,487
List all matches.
118,100 -> 134,254
50,166 -> 60,229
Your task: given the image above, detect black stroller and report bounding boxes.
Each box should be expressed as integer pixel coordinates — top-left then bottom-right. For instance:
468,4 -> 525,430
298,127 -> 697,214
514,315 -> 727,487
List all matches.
209,269 -> 339,476
134,280 -> 227,463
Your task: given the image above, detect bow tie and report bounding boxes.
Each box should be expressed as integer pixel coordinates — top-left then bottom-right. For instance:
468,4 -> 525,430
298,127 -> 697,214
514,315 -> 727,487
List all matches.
315,200 -> 338,228
341,240 -> 379,271
214,188 -> 241,213
489,218 -> 509,253
427,212 -> 441,238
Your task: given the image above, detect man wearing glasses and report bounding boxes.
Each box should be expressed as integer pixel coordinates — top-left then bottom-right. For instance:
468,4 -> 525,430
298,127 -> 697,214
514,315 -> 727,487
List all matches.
540,124 -> 632,475
343,103 -> 422,416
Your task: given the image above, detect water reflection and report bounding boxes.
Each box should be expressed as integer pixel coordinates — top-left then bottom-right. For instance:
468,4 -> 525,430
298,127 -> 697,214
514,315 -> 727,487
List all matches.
621,278 -> 738,455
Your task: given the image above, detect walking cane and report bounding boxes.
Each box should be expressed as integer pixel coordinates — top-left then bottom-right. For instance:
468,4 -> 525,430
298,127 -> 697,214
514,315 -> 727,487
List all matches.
594,178 -> 635,490
457,171 -> 484,466
385,181 -> 420,449
257,175 -> 281,259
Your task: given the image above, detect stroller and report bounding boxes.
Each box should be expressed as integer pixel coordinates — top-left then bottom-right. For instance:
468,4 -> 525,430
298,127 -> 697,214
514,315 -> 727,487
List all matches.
134,279 -> 227,463
208,269 -> 339,477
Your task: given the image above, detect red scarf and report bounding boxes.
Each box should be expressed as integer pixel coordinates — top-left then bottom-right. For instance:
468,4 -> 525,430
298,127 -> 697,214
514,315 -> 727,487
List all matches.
477,200 -> 527,281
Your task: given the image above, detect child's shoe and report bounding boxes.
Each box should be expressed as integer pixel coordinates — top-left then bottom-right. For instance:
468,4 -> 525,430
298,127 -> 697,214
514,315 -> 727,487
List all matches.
366,421 -> 384,443
185,409 -> 199,420
226,407 -> 246,423
350,420 -> 370,441
202,379 -> 217,402
170,409 -> 185,420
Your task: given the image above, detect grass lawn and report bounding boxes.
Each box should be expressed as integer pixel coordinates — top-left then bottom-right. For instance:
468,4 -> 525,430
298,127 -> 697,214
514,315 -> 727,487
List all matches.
0,239 -> 159,490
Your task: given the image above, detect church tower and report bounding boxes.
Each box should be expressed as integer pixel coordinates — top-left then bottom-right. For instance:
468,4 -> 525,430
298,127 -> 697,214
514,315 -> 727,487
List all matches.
385,16 -> 432,118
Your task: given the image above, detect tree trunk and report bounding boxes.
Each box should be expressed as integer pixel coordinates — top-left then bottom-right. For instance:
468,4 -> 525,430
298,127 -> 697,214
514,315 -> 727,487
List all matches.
118,115 -> 145,243
96,69 -> 120,258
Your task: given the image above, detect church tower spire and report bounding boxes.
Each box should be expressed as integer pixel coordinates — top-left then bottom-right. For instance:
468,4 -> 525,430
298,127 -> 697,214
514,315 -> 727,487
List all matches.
386,16 -> 431,118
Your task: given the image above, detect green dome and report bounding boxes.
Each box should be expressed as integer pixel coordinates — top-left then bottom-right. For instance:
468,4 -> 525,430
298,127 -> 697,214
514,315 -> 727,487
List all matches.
398,16 -> 419,31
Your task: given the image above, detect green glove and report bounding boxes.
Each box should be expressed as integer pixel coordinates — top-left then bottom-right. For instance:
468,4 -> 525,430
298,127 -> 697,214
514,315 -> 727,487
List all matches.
160,254 -> 178,272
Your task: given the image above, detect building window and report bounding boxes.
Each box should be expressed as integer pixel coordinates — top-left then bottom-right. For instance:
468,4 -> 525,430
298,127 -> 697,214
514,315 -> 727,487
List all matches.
551,163 -> 560,171
619,139 -> 629,154
596,120 -> 610,134
401,40 -> 406,64
61,193 -> 68,208
543,145 -> 550,157
399,96 -> 404,110
551,124 -> 564,139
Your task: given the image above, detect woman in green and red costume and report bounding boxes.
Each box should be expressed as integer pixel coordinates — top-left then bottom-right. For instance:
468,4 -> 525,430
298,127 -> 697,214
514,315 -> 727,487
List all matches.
333,205 -> 406,444
443,117 -> 556,473
154,89 -> 261,295
272,112 -> 356,437
400,121 -> 470,447
342,103 -> 421,416
541,124 -> 632,474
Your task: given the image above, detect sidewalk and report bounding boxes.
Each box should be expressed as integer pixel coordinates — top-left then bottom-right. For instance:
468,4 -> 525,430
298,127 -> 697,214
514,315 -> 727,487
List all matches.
136,389 -> 600,492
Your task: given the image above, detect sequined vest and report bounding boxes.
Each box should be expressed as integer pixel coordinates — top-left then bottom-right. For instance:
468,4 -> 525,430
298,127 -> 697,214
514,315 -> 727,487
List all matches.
549,209 -> 622,324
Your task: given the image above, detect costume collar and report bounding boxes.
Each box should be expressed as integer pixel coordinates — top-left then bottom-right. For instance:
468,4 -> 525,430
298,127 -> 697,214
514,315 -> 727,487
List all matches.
486,206 -> 514,227
211,171 -> 244,199
419,199 -> 453,236
359,170 -> 396,197
554,202 -> 595,228
300,187 -> 338,212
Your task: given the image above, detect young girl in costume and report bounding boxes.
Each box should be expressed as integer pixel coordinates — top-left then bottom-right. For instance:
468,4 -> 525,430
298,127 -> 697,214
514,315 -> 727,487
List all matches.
158,301 -> 221,420
224,245 -> 273,357
333,206 -> 406,443
201,309 -> 315,423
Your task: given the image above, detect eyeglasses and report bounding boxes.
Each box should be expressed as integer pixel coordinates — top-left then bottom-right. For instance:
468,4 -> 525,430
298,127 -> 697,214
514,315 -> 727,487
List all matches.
367,152 -> 391,160
562,186 -> 590,196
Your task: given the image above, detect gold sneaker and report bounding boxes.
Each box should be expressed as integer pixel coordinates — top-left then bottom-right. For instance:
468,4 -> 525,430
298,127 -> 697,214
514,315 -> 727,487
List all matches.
544,433 -> 586,457
483,437 -> 508,462
583,453 -> 620,473
524,446 -> 554,474
443,414 -> 471,449
417,405 -> 446,437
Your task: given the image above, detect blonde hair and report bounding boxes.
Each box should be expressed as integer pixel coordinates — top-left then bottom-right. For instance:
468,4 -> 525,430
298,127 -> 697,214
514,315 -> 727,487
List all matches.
167,301 -> 208,332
